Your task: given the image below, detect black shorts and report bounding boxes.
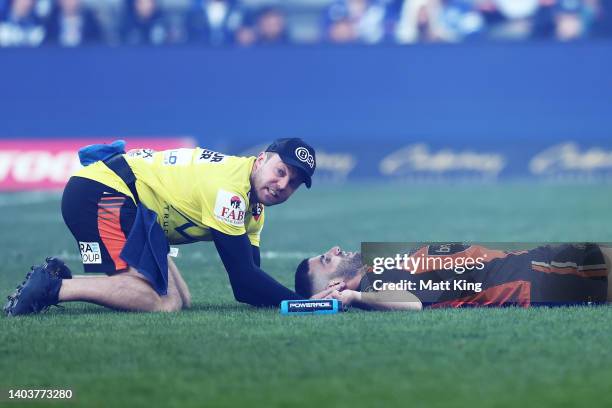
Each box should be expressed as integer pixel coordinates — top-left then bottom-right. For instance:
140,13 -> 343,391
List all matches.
62,176 -> 137,274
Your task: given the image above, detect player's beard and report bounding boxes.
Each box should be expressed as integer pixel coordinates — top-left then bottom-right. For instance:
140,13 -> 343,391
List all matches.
334,253 -> 363,280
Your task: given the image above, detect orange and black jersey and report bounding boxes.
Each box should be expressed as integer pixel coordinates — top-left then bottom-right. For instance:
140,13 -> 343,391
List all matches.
359,244 -> 608,307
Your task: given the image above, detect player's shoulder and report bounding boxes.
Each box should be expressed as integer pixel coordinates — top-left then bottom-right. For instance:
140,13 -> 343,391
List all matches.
193,148 -> 254,172
192,147 -> 252,162
73,159 -> 115,179
198,150 -> 255,189
127,146 -> 252,167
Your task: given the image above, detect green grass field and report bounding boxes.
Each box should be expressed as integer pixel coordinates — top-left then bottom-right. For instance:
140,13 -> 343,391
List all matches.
1,183 -> 611,407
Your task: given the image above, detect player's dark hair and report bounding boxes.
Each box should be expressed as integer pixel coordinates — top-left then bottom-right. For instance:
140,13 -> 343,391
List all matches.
294,258 -> 312,297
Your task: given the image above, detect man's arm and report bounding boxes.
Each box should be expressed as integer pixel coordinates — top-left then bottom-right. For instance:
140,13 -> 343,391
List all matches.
211,228 -> 303,307
252,245 -> 261,267
331,289 -> 422,311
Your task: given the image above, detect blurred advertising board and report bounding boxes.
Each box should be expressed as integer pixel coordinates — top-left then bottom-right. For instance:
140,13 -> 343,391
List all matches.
236,140 -> 612,183
0,138 -> 195,191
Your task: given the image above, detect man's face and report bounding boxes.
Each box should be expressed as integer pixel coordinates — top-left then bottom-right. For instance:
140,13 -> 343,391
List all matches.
307,246 -> 362,294
251,153 -> 303,206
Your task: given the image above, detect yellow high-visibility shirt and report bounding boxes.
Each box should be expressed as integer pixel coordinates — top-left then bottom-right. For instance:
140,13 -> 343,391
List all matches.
74,147 -> 265,246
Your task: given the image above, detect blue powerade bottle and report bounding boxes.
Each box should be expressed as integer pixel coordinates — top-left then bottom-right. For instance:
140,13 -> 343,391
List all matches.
280,299 -> 342,315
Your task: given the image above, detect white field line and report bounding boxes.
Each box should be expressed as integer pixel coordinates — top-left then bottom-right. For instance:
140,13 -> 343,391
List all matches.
261,251 -> 313,259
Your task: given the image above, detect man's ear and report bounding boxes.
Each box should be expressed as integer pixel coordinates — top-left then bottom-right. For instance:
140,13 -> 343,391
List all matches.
253,152 -> 266,171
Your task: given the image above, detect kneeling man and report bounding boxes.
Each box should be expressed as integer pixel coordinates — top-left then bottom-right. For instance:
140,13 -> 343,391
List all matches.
5,139 -> 316,316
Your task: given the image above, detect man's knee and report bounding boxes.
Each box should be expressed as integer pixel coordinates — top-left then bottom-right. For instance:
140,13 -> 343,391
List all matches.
167,258 -> 191,309
157,289 -> 183,312
181,287 -> 192,309
118,268 -> 183,312
133,288 -> 182,313
157,273 -> 183,312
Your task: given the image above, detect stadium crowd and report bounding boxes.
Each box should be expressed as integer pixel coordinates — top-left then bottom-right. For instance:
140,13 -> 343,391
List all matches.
0,0 -> 610,47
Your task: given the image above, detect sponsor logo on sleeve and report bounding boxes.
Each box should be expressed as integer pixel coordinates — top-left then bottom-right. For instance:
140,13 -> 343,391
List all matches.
163,149 -> 193,166
197,149 -> 225,163
214,190 -> 246,226
79,242 -> 102,264
127,148 -> 156,163
251,203 -> 264,222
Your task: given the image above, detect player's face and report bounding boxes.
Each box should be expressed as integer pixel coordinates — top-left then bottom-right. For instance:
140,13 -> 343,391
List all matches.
251,153 -> 303,206
307,246 -> 362,293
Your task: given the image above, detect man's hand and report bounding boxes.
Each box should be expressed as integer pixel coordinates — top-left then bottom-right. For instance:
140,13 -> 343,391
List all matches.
310,282 -> 346,299
329,289 -> 361,306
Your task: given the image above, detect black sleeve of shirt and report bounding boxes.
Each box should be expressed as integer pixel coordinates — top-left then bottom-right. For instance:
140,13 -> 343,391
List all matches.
211,228 -> 303,307
252,245 -> 261,268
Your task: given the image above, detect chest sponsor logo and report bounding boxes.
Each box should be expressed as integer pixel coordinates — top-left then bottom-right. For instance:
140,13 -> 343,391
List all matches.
427,244 -> 470,256
214,190 -> 246,226
79,242 -> 102,264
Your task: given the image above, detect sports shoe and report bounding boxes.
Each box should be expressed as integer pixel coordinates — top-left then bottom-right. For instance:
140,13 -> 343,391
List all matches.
44,257 -> 73,280
3,257 -> 72,317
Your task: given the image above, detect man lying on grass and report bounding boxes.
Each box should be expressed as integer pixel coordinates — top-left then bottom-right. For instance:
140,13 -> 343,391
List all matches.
294,244 -> 612,310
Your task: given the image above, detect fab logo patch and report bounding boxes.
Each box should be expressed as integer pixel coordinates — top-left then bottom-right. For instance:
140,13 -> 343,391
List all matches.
214,190 -> 246,226
79,242 -> 102,264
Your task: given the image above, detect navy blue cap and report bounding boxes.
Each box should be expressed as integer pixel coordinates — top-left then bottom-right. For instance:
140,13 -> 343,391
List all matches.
266,138 -> 316,188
